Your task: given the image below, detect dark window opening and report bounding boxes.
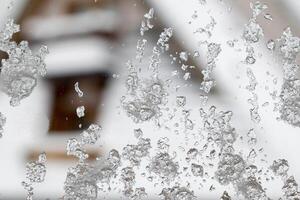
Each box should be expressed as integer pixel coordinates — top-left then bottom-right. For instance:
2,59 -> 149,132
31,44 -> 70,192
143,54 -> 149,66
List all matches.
47,73 -> 109,133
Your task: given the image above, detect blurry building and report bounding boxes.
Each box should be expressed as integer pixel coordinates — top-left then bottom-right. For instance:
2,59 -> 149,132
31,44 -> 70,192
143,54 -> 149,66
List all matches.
0,0 -> 300,199
0,0 -> 198,198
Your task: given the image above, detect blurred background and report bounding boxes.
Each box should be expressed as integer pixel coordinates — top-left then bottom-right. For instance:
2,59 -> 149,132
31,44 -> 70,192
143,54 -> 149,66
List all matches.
0,0 -> 300,199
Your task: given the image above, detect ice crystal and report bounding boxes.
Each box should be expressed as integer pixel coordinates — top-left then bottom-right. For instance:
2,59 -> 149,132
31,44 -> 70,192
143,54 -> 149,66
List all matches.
3,2 -> 300,200
122,133 -> 151,166
179,51 -> 188,62
120,167 -> 136,197
123,25 -> 172,123
0,19 -> 48,106
282,176 -> 300,200
264,13 -> 273,21
183,72 -> 191,80
236,177 -> 267,200
80,124 -> 102,145
25,153 -> 47,183
266,39 -> 275,51
64,124 -> 103,199
194,16 -> 216,38
64,163 -> 98,200
67,124 -> 101,161
186,148 -> 199,161
22,153 -> 47,200
74,82 -> 84,97
123,79 -> 167,123
148,152 -> 178,181
250,1 -> 268,19
76,106 -> 85,118
97,149 -> 121,182
246,68 -> 261,123
0,112 -> 6,138
66,138 -> 88,161
270,159 -> 289,177
220,191 -> 231,200
140,8 -> 154,36
277,28 -> 300,127
191,163 -> 204,177
176,96 -> 186,107
215,153 -> 245,185
242,2 -> 267,64
200,107 -> 237,150
157,28 -> 173,52
247,128 -> 257,145
278,27 -> 300,61
243,19 -> 263,44
136,39 -> 147,63
199,43 -> 221,96
160,186 -> 195,200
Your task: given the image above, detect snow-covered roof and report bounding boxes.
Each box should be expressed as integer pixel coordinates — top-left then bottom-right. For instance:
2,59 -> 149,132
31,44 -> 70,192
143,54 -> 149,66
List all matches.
23,9 -> 120,40
42,37 -> 113,77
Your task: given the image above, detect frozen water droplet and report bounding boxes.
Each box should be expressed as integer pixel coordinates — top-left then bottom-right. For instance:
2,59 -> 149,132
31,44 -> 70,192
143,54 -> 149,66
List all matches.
191,163 -> 204,177
25,154 -> 47,183
270,159 -> 289,177
221,191 -> 231,200
0,112 -> 6,138
215,153 -> 245,185
0,20 -> 48,106
134,128 -> 143,138
243,20 -> 263,43
246,55 -> 256,64
264,13 -> 273,21
176,96 -> 186,107
183,72 -> 191,80
76,106 -> 85,118
160,186 -> 195,200
81,124 -> 102,145
266,39 -> 275,51
148,152 -> 178,181
74,82 -> 84,97
179,51 -> 188,62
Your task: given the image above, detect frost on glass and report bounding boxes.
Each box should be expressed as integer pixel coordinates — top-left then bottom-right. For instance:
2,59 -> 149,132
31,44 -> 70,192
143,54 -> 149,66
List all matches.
0,19 -> 48,106
1,2 -> 300,200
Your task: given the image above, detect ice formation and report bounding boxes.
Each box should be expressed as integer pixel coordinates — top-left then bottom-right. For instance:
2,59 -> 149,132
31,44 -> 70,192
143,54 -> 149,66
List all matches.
22,152 -> 47,200
76,105 -> 85,118
0,112 -> 6,138
242,1 -> 267,64
64,2 -> 300,199
0,19 -> 48,106
160,186 -> 196,200
122,16 -> 172,123
64,124 -> 103,199
246,68 -> 261,123
122,133 -> 151,166
140,8 -> 154,36
74,82 -> 84,97
199,42 -> 221,95
148,152 -> 179,182
1,1 -> 300,200
277,28 -> 300,127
